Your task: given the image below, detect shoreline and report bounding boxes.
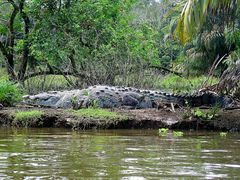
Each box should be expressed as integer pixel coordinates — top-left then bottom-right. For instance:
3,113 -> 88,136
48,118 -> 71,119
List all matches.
0,106 -> 239,131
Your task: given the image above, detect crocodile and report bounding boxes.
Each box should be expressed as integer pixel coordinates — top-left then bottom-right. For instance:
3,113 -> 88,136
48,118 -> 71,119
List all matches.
22,85 -> 233,109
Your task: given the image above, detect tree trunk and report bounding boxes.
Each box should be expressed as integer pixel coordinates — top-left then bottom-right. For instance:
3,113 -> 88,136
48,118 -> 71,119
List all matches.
18,0 -> 30,81
0,1 -> 19,80
69,49 -> 78,74
0,41 -> 15,80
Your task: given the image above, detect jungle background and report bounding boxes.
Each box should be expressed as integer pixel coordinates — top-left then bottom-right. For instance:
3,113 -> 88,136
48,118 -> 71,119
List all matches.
0,0 -> 239,105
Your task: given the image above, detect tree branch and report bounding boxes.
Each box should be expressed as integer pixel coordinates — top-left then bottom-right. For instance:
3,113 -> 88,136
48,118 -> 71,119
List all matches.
23,70 -> 88,82
0,41 -> 8,57
149,65 -> 182,77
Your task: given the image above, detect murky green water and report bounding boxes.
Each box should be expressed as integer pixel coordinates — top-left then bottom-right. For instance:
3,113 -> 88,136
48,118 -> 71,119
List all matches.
0,128 -> 239,179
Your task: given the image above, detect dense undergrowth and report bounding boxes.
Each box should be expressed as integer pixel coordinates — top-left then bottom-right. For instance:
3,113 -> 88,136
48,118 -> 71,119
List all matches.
0,69 -> 22,106
23,73 -> 219,94
0,81 -> 22,106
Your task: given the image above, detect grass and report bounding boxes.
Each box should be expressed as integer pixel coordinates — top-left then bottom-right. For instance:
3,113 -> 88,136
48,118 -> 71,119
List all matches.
1,67 -> 219,98
24,75 -> 78,94
0,68 -> 8,81
115,70 -> 219,93
14,110 -> 44,121
12,110 -> 44,127
72,108 -> 126,120
154,74 -> 219,93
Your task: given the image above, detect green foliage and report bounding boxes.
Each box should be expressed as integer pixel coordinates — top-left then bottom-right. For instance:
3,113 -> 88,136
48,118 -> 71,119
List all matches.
193,108 -> 206,119
0,80 -> 22,106
28,0 -> 159,86
158,128 -> 169,136
72,108 -> 125,120
220,132 -> 228,137
13,110 -> 44,127
82,90 -> 89,96
0,0 -> 238,93
173,131 -> 184,137
0,68 -> 8,81
182,105 -> 220,121
89,99 -> 100,109
159,129 -> 184,137
14,110 -> 43,122
193,107 -> 220,121
175,0 -> 239,44
71,96 -> 78,107
156,74 -> 219,93
24,75 -> 78,94
174,0 -> 240,77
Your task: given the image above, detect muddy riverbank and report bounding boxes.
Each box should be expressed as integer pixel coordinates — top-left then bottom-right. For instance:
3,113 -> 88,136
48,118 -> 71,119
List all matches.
0,106 -> 239,131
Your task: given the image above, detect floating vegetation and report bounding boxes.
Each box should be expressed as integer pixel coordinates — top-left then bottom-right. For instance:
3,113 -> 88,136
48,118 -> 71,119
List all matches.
158,128 -> 169,136
220,132 -> 228,137
173,131 -> 184,137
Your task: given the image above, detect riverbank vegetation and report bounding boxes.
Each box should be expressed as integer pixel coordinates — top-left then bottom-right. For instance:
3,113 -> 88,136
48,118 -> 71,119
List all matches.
72,108 -> 126,120
12,110 -> 44,127
0,107 -> 239,130
0,0 -> 239,105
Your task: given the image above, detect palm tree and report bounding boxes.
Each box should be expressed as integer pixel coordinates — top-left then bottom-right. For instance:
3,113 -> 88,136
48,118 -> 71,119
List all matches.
175,0 -> 239,44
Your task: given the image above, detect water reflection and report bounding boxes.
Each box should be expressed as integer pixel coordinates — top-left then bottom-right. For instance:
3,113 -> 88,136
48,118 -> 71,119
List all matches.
0,128 -> 239,179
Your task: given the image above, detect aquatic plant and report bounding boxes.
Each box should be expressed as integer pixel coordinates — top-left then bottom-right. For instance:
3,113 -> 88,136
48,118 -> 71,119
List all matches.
173,131 -> 184,137
220,132 -> 228,137
158,128 -> 169,136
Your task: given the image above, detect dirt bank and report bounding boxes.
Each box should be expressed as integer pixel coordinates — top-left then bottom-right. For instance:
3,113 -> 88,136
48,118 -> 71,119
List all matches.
0,106 -> 239,131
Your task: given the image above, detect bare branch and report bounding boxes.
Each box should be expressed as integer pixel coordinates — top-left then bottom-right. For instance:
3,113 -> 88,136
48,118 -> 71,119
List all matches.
23,69 -> 89,82
149,65 -> 182,77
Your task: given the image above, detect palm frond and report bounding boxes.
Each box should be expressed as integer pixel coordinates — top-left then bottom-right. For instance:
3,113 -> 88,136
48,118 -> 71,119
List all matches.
175,0 -> 239,44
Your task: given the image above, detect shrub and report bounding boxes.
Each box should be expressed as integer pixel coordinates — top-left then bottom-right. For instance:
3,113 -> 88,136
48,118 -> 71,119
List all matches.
193,107 -> 220,121
0,80 -> 22,106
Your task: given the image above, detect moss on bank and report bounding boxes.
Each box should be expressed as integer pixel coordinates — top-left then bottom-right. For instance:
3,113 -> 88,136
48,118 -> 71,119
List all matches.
12,110 -> 44,127
71,108 -> 126,120
14,110 -> 44,121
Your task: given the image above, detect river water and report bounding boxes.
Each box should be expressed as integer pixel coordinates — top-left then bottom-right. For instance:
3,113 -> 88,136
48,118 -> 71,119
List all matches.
0,128 -> 239,179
